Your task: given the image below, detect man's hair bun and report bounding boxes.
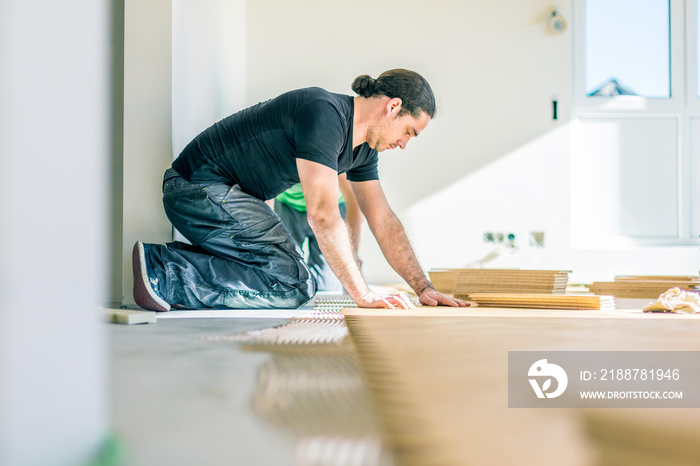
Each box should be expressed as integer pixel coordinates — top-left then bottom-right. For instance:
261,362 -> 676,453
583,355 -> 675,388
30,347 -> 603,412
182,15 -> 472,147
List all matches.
351,75 -> 376,98
350,69 -> 436,119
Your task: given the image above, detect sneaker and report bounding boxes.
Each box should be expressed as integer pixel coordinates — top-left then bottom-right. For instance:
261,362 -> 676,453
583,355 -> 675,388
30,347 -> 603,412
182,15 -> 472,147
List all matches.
132,241 -> 171,311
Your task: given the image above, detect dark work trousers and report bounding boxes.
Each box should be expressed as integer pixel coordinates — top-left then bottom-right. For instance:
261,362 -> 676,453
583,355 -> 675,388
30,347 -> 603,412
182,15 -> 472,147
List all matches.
274,201 -> 346,292
146,168 -> 316,309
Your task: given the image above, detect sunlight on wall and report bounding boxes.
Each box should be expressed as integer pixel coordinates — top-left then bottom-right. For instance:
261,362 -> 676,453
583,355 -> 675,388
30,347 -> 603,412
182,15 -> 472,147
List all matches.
403,125 -> 572,273
361,120 -> 699,285
571,118 -> 679,248
571,118 -> 624,247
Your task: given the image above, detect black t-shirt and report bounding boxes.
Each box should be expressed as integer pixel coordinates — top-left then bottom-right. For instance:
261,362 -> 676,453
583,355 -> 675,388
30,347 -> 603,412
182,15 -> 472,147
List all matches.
172,87 -> 379,200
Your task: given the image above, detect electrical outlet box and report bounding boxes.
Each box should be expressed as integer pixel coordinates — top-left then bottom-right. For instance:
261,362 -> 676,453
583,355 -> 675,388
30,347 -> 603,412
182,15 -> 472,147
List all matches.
529,231 -> 545,247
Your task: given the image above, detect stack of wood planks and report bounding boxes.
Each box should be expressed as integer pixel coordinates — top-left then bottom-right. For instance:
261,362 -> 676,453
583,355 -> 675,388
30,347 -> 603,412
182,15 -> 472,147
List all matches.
464,293 -> 615,311
428,268 -> 618,310
427,269 -> 463,294
429,268 -> 571,295
587,275 -> 700,298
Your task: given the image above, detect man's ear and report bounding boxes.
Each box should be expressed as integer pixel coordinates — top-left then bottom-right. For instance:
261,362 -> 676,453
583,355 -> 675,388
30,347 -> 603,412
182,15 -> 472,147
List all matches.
385,97 -> 403,116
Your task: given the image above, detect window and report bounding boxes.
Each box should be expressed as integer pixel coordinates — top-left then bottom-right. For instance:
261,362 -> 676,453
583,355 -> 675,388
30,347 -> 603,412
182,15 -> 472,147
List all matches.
573,0 -> 698,246
585,0 -> 670,98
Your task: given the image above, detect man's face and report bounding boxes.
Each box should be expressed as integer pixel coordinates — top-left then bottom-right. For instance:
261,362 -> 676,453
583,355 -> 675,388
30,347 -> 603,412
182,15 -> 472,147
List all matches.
367,109 -> 431,152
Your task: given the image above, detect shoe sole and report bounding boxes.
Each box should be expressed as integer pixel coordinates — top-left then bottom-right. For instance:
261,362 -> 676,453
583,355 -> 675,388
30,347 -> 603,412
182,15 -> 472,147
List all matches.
132,241 -> 171,312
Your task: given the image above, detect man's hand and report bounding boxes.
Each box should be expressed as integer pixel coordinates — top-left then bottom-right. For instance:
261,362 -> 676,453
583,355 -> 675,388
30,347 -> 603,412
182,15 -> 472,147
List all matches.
357,291 -> 415,309
419,287 -> 470,307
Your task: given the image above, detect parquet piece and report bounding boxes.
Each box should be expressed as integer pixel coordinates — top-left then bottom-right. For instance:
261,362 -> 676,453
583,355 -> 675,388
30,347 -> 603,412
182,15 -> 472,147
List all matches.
464,293 -> 615,310
433,268 -> 572,296
427,270 -> 461,293
588,275 -> 700,298
104,309 -> 156,325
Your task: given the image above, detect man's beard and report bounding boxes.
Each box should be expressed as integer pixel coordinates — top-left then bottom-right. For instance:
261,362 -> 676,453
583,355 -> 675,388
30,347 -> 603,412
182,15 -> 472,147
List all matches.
366,121 -> 390,151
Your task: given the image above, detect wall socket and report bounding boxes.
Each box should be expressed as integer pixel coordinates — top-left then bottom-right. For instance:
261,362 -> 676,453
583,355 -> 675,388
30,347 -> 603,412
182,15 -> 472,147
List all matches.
483,231 -> 543,247
484,232 -> 517,247
529,231 -> 545,247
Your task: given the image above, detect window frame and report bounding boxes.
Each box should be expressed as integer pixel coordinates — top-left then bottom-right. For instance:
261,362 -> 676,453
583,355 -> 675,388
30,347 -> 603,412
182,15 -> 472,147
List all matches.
573,0 -> 685,113
572,0 -> 698,246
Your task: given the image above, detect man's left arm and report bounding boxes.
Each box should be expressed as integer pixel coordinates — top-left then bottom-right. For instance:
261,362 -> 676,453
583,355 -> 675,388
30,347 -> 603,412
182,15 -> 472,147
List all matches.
351,179 -> 468,307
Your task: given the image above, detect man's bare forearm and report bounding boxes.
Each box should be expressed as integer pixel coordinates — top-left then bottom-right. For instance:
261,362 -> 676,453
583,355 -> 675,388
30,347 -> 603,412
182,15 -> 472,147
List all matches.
370,212 -> 432,294
338,173 -> 364,258
308,213 -> 369,300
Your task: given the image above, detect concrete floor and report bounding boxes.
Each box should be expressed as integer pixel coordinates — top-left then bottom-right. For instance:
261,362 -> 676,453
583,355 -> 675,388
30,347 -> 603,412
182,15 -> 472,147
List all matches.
109,317 -> 299,466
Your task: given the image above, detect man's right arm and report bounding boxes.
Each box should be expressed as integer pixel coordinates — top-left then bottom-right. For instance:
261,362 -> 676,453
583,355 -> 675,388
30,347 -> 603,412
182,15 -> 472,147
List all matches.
297,158 -> 412,309
338,173 -> 364,265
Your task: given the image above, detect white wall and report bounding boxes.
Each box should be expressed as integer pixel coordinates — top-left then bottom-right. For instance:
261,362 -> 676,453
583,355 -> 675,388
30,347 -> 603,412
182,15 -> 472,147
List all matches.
122,0 -> 175,304
172,0 -> 247,156
245,0 -> 699,285
0,0 -> 109,464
